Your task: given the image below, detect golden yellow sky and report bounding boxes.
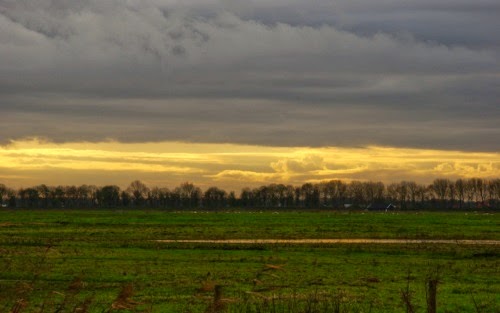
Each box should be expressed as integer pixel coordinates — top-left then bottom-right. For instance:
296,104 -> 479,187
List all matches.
0,139 -> 498,190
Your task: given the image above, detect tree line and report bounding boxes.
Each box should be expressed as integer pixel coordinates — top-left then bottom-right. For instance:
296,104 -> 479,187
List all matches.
0,178 -> 499,210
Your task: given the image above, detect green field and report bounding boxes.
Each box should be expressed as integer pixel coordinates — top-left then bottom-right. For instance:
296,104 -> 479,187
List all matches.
0,210 -> 498,312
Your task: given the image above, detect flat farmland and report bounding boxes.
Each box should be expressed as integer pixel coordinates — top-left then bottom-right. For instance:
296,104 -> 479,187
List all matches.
0,210 -> 498,312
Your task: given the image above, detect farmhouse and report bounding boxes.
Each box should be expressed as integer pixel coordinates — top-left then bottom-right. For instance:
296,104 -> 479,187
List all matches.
366,203 -> 396,211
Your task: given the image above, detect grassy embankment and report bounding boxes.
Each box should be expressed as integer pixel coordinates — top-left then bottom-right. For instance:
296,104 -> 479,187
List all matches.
0,210 -> 498,312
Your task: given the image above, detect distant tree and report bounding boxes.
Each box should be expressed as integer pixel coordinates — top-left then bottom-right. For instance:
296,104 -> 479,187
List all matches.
36,184 -> 50,208
158,188 -> 171,208
431,179 -> 450,209
415,184 -> 428,209
227,191 -> 237,208
270,184 -> 286,208
88,185 -> 99,208
268,184 -> 285,208
176,182 -> 201,208
240,188 -> 252,208
51,185 -> 66,208
1,177 -> 497,211
475,178 -> 487,204
294,187 -> 301,207
488,179 -> 500,208
267,184 -> 279,207
464,179 -> 476,209
17,188 -> 27,207
145,187 -> 170,208
348,181 -> 364,207
311,184 -> 320,208
363,181 -> 385,205
485,180 -> 495,208
127,180 -> 150,206
8,193 -> 16,208
335,180 -> 348,208
76,185 -> 91,208
97,185 -> 121,207
386,183 -> 398,205
396,181 -> 409,209
65,185 -> 78,208
0,183 -> 7,204
256,185 -> 270,207
170,188 -> 181,208
319,181 -> 335,207
301,183 -> 319,208
406,181 -> 418,209
284,185 -> 295,208
362,181 -> 375,204
24,188 -> 40,208
149,187 -> 161,208
455,179 -> 466,209
121,191 -> 131,207
0,184 -> 16,207
203,187 -> 227,209
447,182 -> 457,208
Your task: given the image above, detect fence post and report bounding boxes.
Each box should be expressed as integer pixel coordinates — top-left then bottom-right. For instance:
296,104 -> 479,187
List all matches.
426,279 -> 438,313
213,285 -> 224,312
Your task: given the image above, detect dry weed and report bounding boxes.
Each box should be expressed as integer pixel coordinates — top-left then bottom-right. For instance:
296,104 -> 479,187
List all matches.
109,283 -> 139,311
10,299 -> 28,313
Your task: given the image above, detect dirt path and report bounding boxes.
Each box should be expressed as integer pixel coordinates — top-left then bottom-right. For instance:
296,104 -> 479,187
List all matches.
156,239 -> 499,245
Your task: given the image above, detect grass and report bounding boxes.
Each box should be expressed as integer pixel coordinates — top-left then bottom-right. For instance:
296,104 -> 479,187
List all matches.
0,210 -> 498,312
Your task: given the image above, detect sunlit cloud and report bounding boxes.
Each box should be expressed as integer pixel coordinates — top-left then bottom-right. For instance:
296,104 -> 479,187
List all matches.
0,139 -> 498,190
271,155 -> 325,173
211,170 -> 283,183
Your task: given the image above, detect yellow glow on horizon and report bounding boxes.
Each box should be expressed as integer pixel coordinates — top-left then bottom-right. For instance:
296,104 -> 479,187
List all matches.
0,139 -> 498,189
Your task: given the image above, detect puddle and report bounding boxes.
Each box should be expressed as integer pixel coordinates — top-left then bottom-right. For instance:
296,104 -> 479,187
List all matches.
155,239 -> 499,245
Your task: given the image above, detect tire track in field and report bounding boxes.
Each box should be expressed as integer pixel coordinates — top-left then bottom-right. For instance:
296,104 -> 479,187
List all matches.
155,239 -> 499,245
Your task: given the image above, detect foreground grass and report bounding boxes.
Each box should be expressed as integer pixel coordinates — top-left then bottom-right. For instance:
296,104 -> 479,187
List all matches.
0,210 -> 498,312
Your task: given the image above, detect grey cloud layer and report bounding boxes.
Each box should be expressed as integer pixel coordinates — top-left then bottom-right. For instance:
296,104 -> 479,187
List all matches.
1,0 -> 499,150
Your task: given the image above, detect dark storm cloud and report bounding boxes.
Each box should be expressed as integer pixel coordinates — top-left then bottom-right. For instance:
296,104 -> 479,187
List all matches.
0,0 -> 499,151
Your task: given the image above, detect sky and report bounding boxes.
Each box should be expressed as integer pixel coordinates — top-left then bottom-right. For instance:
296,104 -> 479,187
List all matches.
1,0 -> 499,190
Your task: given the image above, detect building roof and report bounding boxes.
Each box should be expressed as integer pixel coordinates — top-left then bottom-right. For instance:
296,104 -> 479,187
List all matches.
366,203 -> 395,210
